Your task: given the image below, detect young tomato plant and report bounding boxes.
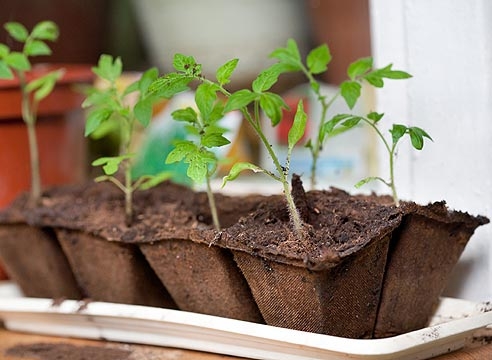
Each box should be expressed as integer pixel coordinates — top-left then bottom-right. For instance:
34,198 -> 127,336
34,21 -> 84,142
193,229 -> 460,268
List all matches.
84,54 -> 172,225
149,54 -> 308,237
269,39 -> 412,189
327,111 -> 432,206
0,21 -> 63,206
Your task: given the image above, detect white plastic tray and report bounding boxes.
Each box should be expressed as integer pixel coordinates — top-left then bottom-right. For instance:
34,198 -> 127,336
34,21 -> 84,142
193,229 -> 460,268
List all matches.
0,282 -> 491,360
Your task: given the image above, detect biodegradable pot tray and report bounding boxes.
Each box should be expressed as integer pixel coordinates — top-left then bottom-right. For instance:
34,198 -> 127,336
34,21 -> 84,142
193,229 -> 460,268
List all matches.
0,282 -> 491,360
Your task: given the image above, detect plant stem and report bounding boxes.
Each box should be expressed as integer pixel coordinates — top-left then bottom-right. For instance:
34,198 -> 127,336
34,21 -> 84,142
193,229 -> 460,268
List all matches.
363,118 -> 400,206
18,72 -> 41,206
124,160 -> 133,226
206,171 -> 220,231
242,108 -> 304,237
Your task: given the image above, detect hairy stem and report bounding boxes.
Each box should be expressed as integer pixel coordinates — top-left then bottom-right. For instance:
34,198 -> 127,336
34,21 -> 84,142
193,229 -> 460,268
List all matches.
18,72 -> 41,206
206,172 -> 221,231
124,160 -> 133,226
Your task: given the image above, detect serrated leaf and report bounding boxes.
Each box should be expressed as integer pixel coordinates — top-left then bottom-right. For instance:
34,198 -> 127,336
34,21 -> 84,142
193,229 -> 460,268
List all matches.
202,132 -> 230,148
93,54 -> 122,82
85,108 -> 113,137
31,21 -> 59,41
224,89 -> 258,112
216,58 -> 238,85
0,60 -> 13,79
173,54 -> 196,71
195,82 -> 217,120
148,73 -> 193,98
186,149 -> 216,183
364,73 -> 384,87
390,124 -> 408,145
5,22 -> 28,42
222,162 -> 264,187
166,141 -> 196,164
5,52 -> 30,71
307,44 -> 331,74
269,39 -> 302,70
259,92 -> 288,126
252,64 -> 281,93
408,126 -> 432,150
367,111 -> 384,122
347,57 -> 373,80
172,107 -> 198,123
340,80 -> 361,109
288,100 -> 307,150
321,114 -> 352,141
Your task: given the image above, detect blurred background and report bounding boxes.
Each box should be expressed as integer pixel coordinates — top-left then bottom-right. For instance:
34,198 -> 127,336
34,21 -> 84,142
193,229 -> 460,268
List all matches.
0,0 -> 490,302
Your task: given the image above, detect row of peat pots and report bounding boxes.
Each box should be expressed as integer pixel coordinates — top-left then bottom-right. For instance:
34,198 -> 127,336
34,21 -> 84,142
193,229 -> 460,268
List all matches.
0,176 -> 488,339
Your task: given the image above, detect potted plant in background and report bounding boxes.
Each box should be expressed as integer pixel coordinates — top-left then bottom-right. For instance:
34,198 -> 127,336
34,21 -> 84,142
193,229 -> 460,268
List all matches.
0,21 -> 92,296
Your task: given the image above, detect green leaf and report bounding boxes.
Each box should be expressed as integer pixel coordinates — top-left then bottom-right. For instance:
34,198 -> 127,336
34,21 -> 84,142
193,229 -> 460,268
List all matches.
259,92 -> 289,126
367,111 -> 384,122
24,40 -> 52,56
216,58 -> 238,85
0,44 -> 9,58
355,176 -> 386,189
172,107 -> 198,123
222,162 -> 264,187
252,64 -> 281,93
26,69 -> 64,101
137,171 -> 173,191
288,100 -> 307,150
364,73 -> 384,87
347,57 -> 373,80
186,149 -> 216,183
4,22 -> 28,42
195,82 -> 217,120
340,80 -> 361,109
202,132 -> 230,148
341,115 -> 363,128
85,108 -> 113,137
148,73 -> 193,98
93,54 -> 122,82
224,89 -> 258,112
307,44 -> 331,75
31,21 -> 59,41
173,53 -> 197,72
0,60 -> 13,79
376,64 -> 412,79
92,154 -> 133,175
137,67 -> 159,94
408,126 -> 432,150
134,97 -> 154,127
390,124 -> 408,146
321,114 -> 352,141
5,52 -> 30,71
166,141 -> 196,164
269,39 -> 302,70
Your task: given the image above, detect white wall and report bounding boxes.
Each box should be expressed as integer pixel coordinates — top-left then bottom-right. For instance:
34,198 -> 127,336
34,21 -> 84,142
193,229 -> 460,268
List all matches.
370,0 -> 492,301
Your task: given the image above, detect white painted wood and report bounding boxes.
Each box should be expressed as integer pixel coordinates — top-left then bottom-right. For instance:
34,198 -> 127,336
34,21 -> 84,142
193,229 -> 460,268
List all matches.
370,0 -> 492,301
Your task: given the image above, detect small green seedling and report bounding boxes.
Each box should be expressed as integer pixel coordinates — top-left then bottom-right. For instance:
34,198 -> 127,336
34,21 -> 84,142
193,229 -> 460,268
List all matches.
0,21 -> 63,206
269,39 -> 412,189
84,54 -> 172,225
327,111 -> 432,206
149,54 -> 308,237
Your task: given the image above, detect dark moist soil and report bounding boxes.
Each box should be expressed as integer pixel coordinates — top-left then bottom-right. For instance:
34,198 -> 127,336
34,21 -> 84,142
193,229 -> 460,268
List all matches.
194,175 -> 403,270
18,180 -> 269,244
6,343 -> 131,360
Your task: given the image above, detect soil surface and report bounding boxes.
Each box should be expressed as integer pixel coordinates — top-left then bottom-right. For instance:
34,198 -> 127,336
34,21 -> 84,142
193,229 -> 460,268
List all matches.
194,175 -> 403,270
